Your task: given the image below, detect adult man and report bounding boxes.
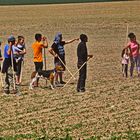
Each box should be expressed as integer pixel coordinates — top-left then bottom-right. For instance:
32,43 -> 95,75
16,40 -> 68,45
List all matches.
77,34 -> 93,92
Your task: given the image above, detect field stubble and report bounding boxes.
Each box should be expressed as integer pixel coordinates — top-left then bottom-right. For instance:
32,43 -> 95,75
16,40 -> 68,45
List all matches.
0,1 -> 140,139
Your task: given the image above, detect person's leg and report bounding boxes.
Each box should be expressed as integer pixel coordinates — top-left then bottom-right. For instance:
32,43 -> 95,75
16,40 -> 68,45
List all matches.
130,57 -> 135,77
15,60 -> 22,84
79,65 -> 87,91
125,64 -> 128,77
4,72 -> 10,94
135,56 -> 140,76
59,72 -> 66,84
77,65 -> 87,92
122,64 -> 124,77
77,66 -> 82,92
54,62 -> 59,85
34,62 -> 43,86
18,60 -> 22,83
59,58 -> 66,84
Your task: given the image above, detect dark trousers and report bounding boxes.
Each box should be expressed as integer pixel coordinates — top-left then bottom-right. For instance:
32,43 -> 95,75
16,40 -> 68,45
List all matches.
4,67 -> 19,93
16,59 -> 22,76
34,62 -> 43,72
122,64 -> 128,77
77,64 -> 87,90
34,62 -> 43,85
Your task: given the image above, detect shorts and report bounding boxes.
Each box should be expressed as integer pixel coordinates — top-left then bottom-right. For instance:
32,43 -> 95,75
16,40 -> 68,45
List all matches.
55,59 -> 66,71
34,62 -> 43,72
16,59 -> 22,76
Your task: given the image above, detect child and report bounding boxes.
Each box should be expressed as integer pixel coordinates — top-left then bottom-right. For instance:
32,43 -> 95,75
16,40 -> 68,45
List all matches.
121,48 -> 129,77
13,36 -> 26,84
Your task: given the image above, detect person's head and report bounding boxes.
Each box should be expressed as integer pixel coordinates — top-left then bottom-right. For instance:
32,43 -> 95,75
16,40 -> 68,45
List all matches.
80,34 -> 88,42
18,35 -> 25,45
35,33 -> 42,42
121,48 -> 129,57
128,32 -> 136,42
54,32 -> 62,44
8,35 -> 16,45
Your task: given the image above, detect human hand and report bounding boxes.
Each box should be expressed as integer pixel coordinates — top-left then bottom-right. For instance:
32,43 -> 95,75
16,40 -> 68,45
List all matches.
54,54 -> 58,58
42,36 -> 47,41
0,57 -> 3,61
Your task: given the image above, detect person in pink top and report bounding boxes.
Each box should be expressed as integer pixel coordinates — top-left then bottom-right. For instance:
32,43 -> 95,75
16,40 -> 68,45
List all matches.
126,33 -> 140,77
121,48 -> 129,77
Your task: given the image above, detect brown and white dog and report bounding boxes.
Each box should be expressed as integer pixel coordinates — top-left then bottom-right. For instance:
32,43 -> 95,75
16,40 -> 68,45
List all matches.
29,65 -> 63,90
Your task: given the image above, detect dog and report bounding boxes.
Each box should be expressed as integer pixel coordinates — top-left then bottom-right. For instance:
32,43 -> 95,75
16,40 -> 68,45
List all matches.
29,65 -> 63,90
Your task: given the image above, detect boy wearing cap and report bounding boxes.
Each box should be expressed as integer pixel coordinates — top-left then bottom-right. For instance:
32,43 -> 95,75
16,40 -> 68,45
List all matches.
2,36 -> 18,94
77,34 -> 93,93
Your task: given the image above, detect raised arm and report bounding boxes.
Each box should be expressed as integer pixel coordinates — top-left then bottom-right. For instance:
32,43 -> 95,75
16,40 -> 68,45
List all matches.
42,36 -> 48,48
65,38 -> 79,44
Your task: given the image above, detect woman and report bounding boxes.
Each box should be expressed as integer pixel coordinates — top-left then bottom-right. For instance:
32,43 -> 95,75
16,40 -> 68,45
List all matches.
126,32 -> 140,77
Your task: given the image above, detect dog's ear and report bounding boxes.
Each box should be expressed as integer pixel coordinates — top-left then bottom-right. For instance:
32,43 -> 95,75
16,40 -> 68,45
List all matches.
31,71 -> 37,79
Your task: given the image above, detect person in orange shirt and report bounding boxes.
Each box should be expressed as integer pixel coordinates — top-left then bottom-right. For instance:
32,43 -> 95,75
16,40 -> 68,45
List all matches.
32,33 -> 48,86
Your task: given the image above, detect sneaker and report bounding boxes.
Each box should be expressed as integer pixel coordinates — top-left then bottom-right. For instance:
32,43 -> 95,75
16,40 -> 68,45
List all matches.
60,81 -> 66,84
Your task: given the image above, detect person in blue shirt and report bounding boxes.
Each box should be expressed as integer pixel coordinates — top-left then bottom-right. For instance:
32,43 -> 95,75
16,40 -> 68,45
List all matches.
2,36 -> 18,94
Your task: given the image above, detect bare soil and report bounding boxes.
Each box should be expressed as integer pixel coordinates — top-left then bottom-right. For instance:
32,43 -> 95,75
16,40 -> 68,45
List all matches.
0,1 -> 140,139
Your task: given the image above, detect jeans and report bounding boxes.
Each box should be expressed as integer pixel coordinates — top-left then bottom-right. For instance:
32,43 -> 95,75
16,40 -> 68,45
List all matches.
130,56 -> 140,76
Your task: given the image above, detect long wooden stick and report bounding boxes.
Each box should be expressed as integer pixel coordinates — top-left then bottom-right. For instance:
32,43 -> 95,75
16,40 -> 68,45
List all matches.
44,48 -> 47,70
11,47 -> 16,90
57,55 -> 76,79
0,70 -> 4,88
125,23 -> 129,45
62,57 -> 91,89
123,23 -> 129,75
19,60 -> 23,83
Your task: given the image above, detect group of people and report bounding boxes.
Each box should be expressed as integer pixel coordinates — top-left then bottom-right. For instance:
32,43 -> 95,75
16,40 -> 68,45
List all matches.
0,35 -> 26,94
0,32 -> 93,94
122,32 -> 140,78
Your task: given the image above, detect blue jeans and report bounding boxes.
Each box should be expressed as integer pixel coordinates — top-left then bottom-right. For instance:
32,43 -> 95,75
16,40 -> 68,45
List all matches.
130,56 -> 140,76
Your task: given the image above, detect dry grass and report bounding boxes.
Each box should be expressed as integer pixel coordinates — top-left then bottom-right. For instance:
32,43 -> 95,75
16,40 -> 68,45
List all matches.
0,1 -> 140,139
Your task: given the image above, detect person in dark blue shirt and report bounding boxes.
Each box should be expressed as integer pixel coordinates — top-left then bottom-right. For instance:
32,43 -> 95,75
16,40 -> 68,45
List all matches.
49,32 -> 79,84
